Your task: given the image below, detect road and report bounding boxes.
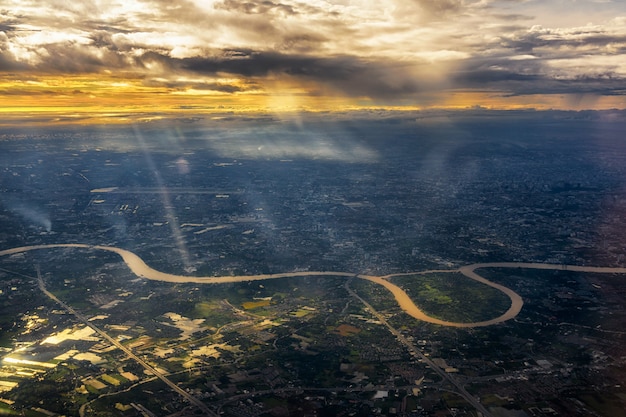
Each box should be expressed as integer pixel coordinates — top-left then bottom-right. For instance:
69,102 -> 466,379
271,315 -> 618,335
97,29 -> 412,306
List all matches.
344,279 -> 494,417
4,244 -> 626,416
0,244 -> 521,328
4,244 -> 626,329
34,266 -> 217,417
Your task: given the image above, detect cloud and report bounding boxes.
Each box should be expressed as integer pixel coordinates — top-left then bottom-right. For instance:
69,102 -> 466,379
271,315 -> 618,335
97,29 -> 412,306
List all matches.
1,0 -> 626,109
179,50 -> 429,100
215,0 -> 298,16
497,25 -> 626,55
396,0 -> 494,22
442,19 -> 626,96
3,199 -> 52,232
0,88 -> 56,96
142,77 -> 257,94
491,13 -> 535,22
412,0 -> 465,18
200,117 -> 380,162
452,53 -> 626,97
0,21 -> 19,33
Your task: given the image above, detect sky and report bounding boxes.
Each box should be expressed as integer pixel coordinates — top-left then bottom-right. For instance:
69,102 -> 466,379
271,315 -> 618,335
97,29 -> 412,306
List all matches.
1,0 -> 626,123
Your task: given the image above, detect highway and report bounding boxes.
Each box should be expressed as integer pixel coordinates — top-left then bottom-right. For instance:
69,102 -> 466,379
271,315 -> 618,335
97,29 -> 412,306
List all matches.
344,279 -> 493,417
5,244 -> 626,329
3,244 -> 626,416
0,244 -> 524,328
34,266 -> 217,417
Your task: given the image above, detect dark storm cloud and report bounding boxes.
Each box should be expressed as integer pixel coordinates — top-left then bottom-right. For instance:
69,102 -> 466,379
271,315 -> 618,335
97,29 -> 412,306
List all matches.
181,50 -> 341,77
2,0 -> 626,108
0,21 -> 19,33
134,49 -> 424,100
0,55 -> 27,71
180,50 -> 422,99
440,20 -> 626,96
454,66 -> 542,85
453,56 -> 626,96
499,27 -> 626,55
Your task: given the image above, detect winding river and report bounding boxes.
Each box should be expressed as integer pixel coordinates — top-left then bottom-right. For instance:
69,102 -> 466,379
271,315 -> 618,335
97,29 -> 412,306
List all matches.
2,244 -> 625,327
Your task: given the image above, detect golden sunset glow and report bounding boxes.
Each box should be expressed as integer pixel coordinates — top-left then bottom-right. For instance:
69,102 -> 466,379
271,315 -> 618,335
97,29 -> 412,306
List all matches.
1,0 -> 625,123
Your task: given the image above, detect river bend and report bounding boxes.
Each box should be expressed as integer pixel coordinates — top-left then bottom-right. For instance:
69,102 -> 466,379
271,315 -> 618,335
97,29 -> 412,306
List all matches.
3,244 -> 625,327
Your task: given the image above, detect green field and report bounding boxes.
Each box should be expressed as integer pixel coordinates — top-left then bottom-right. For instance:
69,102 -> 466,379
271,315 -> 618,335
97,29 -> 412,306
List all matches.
392,272 -> 511,323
